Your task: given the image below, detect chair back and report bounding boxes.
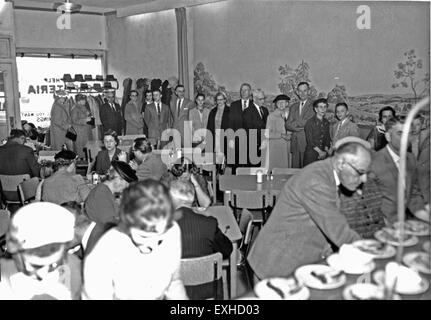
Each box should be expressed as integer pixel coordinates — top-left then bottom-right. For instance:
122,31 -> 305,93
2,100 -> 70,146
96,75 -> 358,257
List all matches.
230,189 -> 268,209
180,252 -> 223,299
17,177 -> 40,205
235,167 -> 268,175
271,167 -> 301,175
0,174 -> 31,203
85,141 -> 103,163
38,150 -> 59,162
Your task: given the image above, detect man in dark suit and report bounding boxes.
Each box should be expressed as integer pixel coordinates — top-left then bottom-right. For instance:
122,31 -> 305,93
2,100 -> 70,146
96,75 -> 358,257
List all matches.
370,116 -> 427,224
170,179 -> 232,299
242,89 -> 269,167
169,85 -> 194,146
285,82 -> 315,168
99,90 -> 123,135
247,140 -> 371,280
140,90 -> 153,137
228,83 -> 253,172
143,89 -> 171,149
0,129 -> 41,178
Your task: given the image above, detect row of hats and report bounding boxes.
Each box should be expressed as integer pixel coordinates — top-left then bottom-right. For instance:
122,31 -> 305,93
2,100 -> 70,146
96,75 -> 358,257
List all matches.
62,74 -> 118,82
64,82 -> 117,92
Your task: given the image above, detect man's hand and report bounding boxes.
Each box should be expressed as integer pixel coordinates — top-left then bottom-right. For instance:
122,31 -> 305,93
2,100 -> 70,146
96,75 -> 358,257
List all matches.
118,151 -> 127,162
129,160 -> 138,170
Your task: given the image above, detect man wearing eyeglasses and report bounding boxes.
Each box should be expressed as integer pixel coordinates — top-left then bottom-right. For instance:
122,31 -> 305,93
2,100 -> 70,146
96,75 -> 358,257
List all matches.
242,89 -> 269,167
370,116 -> 428,223
248,140 -> 370,280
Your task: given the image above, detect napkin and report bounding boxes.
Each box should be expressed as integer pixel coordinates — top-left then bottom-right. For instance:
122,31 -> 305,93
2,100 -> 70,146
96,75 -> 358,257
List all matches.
338,244 -> 374,268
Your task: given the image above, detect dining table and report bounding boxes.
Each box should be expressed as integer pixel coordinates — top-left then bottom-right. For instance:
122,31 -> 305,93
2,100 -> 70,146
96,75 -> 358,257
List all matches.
196,205 -> 243,299
219,174 -> 293,206
239,233 -> 431,300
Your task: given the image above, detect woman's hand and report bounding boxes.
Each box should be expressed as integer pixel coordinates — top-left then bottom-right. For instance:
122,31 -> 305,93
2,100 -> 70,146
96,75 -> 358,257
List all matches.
129,160 -> 138,170
118,151 -> 127,162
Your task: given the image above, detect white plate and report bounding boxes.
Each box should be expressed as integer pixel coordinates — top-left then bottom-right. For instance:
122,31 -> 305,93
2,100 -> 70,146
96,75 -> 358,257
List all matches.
393,221 -> 430,236
352,240 -> 396,259
343,283 -> 401,300
326,253 -> 376,274
254,277 -> 310,300
373,270 -> 429,295
403,252 -> 431,274
423,241 -> 430,253
374,228 -> 419,247
294,264 -> 346,290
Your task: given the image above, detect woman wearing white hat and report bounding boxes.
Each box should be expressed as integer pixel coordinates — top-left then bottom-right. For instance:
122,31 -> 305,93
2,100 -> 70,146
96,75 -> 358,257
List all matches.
0,202 -> 81,300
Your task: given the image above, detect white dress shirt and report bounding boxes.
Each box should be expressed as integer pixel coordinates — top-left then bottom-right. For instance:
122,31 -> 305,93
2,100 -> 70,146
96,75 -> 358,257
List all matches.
387,145 -> 400,169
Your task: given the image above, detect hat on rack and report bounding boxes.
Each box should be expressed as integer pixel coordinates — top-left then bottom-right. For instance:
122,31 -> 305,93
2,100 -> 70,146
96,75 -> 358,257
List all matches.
62,74 -> 73,82
95,75 -> 104,81
84,74 -> 93,81
103,82 -> 113,90
105,74 -> 117,82
74,74 -> 84,82
80,83 -> 89,90
65,83 -> 77,90
92,83 -> 103,92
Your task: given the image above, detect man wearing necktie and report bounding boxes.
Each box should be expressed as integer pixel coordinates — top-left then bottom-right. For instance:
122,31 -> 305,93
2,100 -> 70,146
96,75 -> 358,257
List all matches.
330,102 -> 360,147
285,82 -> 315,168
99,90 -> 123,135
242,89 -> 269,167
169,85 -> 193,147
144,89 -> 170,148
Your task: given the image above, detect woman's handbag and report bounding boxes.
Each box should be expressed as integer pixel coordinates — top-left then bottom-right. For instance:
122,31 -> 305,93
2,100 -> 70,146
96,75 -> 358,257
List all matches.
65,126 -> 77,141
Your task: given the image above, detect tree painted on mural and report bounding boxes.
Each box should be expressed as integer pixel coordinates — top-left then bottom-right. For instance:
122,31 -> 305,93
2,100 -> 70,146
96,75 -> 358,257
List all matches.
391,49 -> 430,102
193,62 -> 230,102
327,84 -> 349,104
277,60 -> 318,102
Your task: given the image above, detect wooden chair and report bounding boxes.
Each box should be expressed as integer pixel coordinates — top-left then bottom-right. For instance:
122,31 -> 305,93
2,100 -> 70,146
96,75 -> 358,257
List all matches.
180,252 -> 224,300
0,174 -> 31,208
235,167 -> 268,175
271,167 -> 301,175
17,177 -> 40,205
84,141 -> 103,163
229,189 -> 273,224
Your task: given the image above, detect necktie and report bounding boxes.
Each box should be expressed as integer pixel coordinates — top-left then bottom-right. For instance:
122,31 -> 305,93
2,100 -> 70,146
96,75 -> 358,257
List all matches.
157,103 -> 161,115
177,99 -> 181,117
110,103 -> 115,111
258,106 -> 263,119
335,122 -> 342,137
243,100 -> 247,111
299,101 -> 304,116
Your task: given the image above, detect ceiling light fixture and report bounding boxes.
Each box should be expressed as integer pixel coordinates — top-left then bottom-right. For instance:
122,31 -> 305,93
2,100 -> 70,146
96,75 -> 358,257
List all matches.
53,0 -> 82,14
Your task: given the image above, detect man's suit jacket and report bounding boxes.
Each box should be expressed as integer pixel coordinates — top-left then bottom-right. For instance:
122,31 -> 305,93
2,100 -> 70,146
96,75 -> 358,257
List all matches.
124,101 -> 144,135
0,141 -> 41,178
285,99 -> 315,153
169,97 -> 193,139
143,102 -> 170,143
99,102 -> 123,135
176,206 -> 233,300
247,158 -> 360,279
330,118 -> 360,145
370,146 -> 425,223
135,152 -> 167,181
229,99 -> 253,168
242,103 -> 269,166
189,107 -> 210,142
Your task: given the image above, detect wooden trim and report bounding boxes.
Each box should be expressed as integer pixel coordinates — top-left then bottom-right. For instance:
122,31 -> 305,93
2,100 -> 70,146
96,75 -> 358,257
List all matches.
16,47 -> 106,57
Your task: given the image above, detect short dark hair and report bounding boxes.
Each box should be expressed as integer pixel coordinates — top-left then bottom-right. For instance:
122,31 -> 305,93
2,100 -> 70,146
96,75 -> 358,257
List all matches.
175,84 -> 185,91
120,179 -> 174,230
9,129 -> 26,139
335,102 -> 348,111
133,137 -> 152,154
313,98 -> 328,110
240,83 -> 252,91
103,129 -> 119,145
297,82 -> 310,90
129,90 -> 138,96
145,90 -> 153,96
378,106 -> 396,123
170,157 -> 200,177
195,93 -> 205,101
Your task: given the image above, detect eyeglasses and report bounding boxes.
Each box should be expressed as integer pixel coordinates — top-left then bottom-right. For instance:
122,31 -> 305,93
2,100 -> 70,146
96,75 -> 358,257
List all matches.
345,161 -> 369,176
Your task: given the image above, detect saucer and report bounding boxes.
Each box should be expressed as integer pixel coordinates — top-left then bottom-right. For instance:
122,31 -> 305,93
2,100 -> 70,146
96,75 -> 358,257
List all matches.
352,240 -> 396,259
343,283 -> 401,300
326,253 -> 376,274
402,252 -> 431,274
373,270 -> 429,295
374,228 -> 419,247
393,220 -> 430,236
294,264 -> 346,290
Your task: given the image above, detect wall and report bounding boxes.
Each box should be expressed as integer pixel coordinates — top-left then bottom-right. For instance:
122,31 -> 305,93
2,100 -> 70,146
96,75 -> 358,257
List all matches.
106,9 -> 178,94
14,10 -> 107,50
190,0 -> 430,124
0,1 -> 14,35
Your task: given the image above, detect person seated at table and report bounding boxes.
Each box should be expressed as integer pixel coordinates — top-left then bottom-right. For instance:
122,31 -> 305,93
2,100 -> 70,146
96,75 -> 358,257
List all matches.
62,201 -> 116,259
170,180 -> 232,299
303,98 -> 331,166
334,138 -> 386,239
129,137 -> 167,181
41,150 -> 91,205
0,202 -> 82,300
161,157 -> 211,208
82,179 -> 188,300
92,130 -> 127,175
247,140 -> 370,280
370,116 -> 428,224
84,161 -> 137,225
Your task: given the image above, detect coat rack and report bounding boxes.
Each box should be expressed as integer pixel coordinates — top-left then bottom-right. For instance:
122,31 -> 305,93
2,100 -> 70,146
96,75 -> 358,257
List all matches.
62,74 -> 119,94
